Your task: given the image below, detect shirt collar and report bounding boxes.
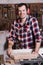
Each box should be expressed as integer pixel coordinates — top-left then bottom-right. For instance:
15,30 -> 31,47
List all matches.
17,15 -> 29,27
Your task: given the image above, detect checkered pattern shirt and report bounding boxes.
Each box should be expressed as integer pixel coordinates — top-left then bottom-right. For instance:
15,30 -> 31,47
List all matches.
9,15 -> 41,49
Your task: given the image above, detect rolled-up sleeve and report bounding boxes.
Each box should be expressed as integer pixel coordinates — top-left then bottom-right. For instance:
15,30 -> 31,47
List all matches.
32,17 -> 42,43
8,21 -> 17,43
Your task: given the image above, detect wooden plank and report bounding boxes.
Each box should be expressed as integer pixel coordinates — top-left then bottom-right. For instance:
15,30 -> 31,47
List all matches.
0,55 -> 4,64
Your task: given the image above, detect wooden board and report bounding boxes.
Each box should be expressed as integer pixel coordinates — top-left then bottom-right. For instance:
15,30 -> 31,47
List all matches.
10,49 -> 39,60
0,55 -> 4,64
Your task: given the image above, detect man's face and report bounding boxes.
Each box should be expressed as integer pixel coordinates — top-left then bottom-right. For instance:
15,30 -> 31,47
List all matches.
18,5 -> 27,19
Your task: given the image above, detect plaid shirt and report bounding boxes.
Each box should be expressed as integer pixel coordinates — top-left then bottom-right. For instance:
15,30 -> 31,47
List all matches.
9,15 -> 41,49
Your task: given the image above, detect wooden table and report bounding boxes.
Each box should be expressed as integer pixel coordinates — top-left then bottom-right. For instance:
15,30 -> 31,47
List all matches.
20,55 -> 43,65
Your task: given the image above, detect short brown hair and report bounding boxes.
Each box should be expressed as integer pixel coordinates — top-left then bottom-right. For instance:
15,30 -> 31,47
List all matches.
17,3 -> 28,10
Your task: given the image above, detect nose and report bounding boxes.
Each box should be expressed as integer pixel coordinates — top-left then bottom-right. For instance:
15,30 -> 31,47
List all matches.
20,11 -> 23,14
21,12 -> 23,14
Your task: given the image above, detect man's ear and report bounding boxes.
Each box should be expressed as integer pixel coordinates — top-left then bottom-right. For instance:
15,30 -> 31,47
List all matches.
27,8 -> 30,15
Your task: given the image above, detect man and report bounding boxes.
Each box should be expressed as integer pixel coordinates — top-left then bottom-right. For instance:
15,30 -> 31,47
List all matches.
7,3 -> 41,59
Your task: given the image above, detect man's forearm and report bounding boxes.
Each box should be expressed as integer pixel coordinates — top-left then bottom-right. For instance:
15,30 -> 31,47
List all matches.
8,40 -> 14,48
34,42 -> 41,53
8,43 -> 12,48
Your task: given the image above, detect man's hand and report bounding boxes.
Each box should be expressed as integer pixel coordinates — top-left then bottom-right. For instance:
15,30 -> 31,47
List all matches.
7,48 -> 15,60
7,48 -> 12,56
7,40 -> 14,55
32,51 -> 38,54
32,51 -> 39,59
